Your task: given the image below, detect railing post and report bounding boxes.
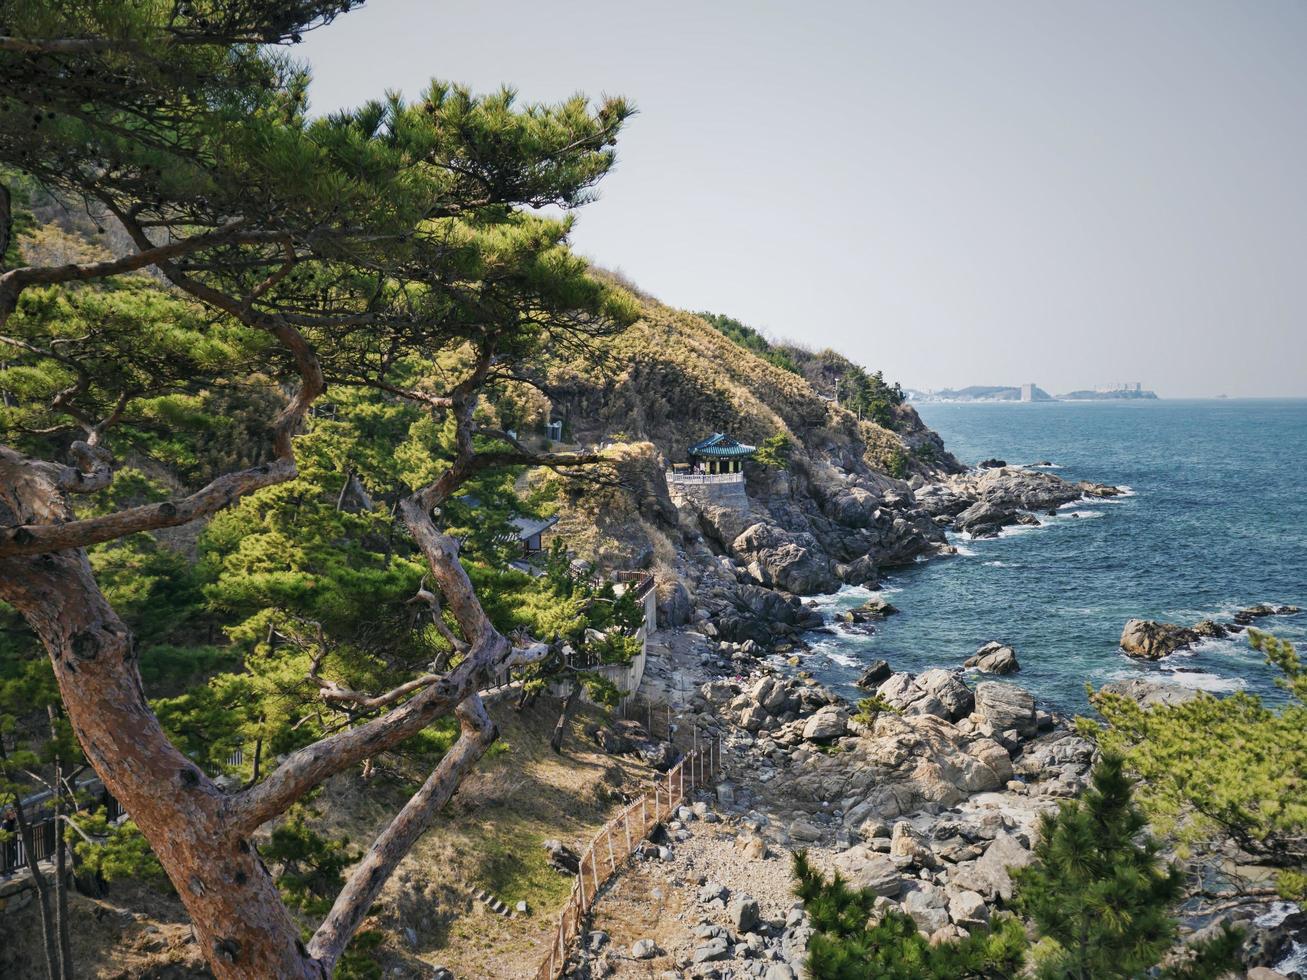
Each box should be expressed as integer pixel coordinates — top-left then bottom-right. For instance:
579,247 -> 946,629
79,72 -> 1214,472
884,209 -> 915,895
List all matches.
606,826 -> 616,873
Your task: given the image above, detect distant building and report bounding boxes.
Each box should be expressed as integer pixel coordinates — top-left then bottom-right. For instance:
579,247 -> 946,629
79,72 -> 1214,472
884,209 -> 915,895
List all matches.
685,432 -> 756,474
507,515 -> 558,555
1094,382 -> 1143,394
665,432 -> 755,508
1019,383 -> 1037,402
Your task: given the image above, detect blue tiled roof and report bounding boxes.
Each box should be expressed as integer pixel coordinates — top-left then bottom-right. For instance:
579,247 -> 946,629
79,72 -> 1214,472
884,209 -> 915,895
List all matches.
688,433 -> 756,457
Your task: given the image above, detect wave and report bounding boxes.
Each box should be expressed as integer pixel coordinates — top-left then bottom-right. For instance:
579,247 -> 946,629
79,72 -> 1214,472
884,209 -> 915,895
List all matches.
1158,671 -> 1246,693
953,543 -> 978,557
982,560 -> 1009,567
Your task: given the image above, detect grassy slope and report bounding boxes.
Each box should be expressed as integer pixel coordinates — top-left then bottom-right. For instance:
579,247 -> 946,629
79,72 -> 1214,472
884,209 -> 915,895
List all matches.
545,300 -> 917,474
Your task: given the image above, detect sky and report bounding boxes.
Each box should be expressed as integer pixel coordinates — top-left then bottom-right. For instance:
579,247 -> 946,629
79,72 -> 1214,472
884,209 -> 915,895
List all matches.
299,1 -> 1307,398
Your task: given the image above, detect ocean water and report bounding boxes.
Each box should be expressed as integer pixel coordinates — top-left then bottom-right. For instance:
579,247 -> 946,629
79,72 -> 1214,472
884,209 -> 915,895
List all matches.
800,399 -> 1307,713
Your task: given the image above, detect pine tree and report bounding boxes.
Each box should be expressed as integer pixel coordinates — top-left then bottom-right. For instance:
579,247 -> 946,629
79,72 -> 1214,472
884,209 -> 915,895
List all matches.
1086,631 -> 1307,900
0,4 -> 636,976
1012,753 -> 1242,980
791,850 -> 1028,980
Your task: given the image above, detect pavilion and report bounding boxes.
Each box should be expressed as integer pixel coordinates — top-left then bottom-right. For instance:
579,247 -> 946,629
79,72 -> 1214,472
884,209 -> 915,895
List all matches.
685,433 -> 756,474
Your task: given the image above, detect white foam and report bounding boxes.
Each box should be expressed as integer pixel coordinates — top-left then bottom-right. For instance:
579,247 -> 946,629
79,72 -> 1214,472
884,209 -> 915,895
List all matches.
826,651 -> 863,668
1059,509 -> 1105,520
953,543 -> 978,557
1158,671 -> 1246,693
995,521 -> 1042,538
982,560 -> 1009,567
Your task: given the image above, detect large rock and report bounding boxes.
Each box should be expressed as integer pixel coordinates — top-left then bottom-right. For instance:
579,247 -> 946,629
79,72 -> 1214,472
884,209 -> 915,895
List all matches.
802,705 -> 848,742
974,682 -> 1037,737
914,669 -> 974,722
1096,679 -> 1199,708
954,500 -> 1020,538
831,847 -> 904,897
656,579 -> 692,627
947,888 -> 990,929
965,641 -> 1020,674
1119,619 -> 1198,659
732,522 -> 840,595
1233,602 -> 1300,624
876,672 -> 948,719
949,832 -> 1034,901
855,659 -> 892,689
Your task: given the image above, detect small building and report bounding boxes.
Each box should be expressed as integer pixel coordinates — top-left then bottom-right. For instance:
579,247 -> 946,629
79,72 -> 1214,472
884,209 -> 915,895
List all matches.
686,433 -> 756,474
507,515 -> 559,555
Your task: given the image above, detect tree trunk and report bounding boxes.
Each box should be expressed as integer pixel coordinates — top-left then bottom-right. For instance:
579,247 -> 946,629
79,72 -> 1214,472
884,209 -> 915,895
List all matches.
0,548 -> 321,980
11,793 -> 59,980
550,679 -> 582,754
49,708 -> 75,980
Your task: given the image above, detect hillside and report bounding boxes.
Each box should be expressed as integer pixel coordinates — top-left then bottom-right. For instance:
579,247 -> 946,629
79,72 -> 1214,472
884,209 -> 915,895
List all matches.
528,296 -> 964,620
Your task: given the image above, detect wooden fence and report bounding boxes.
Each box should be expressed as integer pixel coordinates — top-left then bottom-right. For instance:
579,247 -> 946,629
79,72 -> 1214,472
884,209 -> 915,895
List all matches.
533,732 -> 722,980
1,783 -> 122,877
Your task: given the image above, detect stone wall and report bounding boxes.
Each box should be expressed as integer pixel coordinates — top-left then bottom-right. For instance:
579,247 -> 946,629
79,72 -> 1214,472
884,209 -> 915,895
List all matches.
667,478 -> 748,509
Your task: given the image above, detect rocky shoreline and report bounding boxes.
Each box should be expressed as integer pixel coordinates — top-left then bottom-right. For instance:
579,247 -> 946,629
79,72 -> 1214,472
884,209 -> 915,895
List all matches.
566,463 -> 1304,979
571,620 -> 1303,978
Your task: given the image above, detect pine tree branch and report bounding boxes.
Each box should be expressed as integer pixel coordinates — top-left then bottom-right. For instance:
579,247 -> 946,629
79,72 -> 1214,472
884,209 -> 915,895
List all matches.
306,695 -> 497,972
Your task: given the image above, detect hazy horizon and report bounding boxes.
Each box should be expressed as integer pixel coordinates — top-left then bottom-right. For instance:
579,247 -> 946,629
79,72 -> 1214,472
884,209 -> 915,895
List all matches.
300,1 -> 1307,398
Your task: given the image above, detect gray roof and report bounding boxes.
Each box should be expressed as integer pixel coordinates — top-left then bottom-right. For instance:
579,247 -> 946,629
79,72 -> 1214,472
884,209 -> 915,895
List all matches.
508,515 -> 559,540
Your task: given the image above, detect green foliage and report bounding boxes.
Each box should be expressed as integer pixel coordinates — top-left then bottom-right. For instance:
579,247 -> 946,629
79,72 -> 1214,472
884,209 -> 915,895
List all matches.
1084,632 -> 1307,897
792,850 -> 1028,979
755,433 -> 792,469
698,311 -> 800,374
71,807 -> 167,885
794,759 -> 1244,980
1013,753 -> 1190,979
853,695 -> 898,727
883,447 -> 909,479
262,804 -> 358,917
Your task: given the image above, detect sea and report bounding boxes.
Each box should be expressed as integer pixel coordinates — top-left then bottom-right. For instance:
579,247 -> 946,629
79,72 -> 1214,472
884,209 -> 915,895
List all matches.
799,398 -> 1307,714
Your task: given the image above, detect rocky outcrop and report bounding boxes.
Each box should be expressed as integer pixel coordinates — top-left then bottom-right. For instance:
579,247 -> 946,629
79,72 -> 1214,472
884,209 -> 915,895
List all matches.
855,659 -> 892,689
965,641 -> 1020,674
914,669 -> 975,720
1233,603 -> 1301,625
973,682 -> 1037,737
1119,619 -> 1200,659
1095,678 -> 1200,709
916,465 -> 1124,539
731,522 -> 840,595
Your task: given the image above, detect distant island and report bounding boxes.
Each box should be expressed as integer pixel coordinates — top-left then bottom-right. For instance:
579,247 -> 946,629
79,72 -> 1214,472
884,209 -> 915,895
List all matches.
908,381 -> 1158,402
1058,383 -> 1159,401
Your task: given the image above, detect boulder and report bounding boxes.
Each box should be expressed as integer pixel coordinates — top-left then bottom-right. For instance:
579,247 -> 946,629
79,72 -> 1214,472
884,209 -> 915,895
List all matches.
1191,619 -> 1229,639
978,458 -> 1007,469
802,705 -> 848,742
1096,679 -> 1199,708
732,522 -> 840,595
965,641 -> 1020,674
915,668 -> 974,721
948,832 -> 1034,901
974,682 -> 1037,737
947,889 -> 990,929
542,839 -> 580,875
831,847 -> 904,897
631,938 -> 658,959
901,882 -> 949,933
730,895 -> 760,933
856,596 -> 898,620
1119,619 -> 1198,659
876,672 -> 949,718
855,659 -> 893,689
954,500 -> 1019,538
1233,602 -> 1301,625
